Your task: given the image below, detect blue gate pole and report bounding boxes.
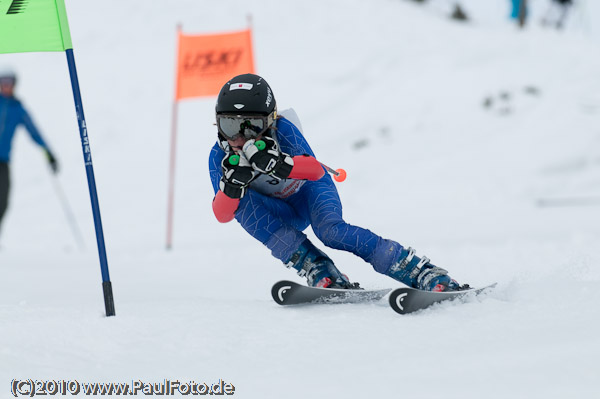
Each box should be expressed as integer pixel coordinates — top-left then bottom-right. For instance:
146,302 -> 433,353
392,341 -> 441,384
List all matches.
65,49 -> 115,317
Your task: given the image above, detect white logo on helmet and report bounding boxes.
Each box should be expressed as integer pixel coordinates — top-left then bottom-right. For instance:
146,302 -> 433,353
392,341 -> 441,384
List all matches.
265,87 -> 272,107
234,104 -> 245,109
230,83 -> 253,91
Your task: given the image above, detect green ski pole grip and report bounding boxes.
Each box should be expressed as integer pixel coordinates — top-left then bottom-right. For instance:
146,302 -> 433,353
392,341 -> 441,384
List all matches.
255,140 -> 266,151
228,154 -> 240,165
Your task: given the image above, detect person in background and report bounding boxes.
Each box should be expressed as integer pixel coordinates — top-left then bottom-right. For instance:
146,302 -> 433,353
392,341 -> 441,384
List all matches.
208,74 -> 469,292
510,0 -> 529,28
0,70 -> 59,236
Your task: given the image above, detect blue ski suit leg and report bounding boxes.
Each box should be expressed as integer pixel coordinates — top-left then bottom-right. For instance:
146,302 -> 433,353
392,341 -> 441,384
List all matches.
234,188 -> 309,263
234,174 -> 404,274
299,176 -> 403,274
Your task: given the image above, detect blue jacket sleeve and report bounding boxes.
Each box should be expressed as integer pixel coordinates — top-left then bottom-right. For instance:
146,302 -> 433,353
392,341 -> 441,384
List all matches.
19,105 -> 49,150
209,142 -> 225,195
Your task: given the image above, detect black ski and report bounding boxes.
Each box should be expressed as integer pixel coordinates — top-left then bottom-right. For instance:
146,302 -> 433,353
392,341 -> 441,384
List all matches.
271,280 -> 392,306
388,283 -> 497,315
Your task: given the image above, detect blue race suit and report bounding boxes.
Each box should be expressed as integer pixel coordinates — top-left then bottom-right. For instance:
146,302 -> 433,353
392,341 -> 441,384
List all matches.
0,94 -> 50,162
1,94 -> 52,229
208,115 -> 404,275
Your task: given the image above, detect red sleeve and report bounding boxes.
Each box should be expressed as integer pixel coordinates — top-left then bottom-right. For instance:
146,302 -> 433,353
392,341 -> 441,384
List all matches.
288,155 -> 325,181
212,190 -> 240,223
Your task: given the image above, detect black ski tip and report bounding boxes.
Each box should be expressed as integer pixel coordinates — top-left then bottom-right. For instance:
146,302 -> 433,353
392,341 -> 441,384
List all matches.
271,280 -> 298,305
388,288 -> 412,315
389,283 -> 498,315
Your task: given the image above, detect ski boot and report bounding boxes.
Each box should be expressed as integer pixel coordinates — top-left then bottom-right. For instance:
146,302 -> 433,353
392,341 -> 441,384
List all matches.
285,240 -> 359,289
386,247 -> 466,292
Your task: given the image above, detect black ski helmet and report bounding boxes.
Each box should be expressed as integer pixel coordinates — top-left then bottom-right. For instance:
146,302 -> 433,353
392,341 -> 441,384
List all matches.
216,74 -> 276,116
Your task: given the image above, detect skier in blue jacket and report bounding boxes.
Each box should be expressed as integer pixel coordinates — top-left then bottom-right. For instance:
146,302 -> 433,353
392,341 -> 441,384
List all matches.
0,71 -> 58,233
209,74 -> 465,292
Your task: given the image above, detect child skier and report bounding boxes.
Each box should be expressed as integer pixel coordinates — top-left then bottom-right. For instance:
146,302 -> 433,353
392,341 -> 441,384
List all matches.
209,74 -> 465,292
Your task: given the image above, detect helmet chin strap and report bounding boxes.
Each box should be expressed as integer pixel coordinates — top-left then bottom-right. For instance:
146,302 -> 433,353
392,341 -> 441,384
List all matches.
217,134 -> 230,152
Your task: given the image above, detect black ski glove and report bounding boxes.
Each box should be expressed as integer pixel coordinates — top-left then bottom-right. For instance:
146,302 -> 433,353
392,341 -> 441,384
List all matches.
45,149 -> 59,174
219,153 -> 256,199
242,136 -> 293,180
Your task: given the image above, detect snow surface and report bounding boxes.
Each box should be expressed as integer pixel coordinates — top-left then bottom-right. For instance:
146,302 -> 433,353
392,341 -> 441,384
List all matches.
1,0 -> 600,398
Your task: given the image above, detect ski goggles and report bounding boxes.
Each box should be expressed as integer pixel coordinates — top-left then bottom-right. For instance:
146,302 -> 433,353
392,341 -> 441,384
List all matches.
216,112 -> 276,140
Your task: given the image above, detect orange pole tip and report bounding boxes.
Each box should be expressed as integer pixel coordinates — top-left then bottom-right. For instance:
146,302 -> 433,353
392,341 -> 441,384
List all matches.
334,168 -> 347,182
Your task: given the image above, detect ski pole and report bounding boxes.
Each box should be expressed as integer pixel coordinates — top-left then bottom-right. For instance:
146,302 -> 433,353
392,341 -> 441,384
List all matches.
50,172 -> 85,250
319,162 -> 347,182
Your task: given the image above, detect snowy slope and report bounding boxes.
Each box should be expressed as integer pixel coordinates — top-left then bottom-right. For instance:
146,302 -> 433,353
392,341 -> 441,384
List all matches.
1,0 -> 600,398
